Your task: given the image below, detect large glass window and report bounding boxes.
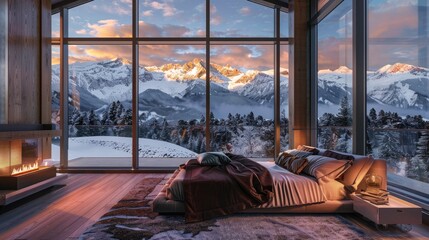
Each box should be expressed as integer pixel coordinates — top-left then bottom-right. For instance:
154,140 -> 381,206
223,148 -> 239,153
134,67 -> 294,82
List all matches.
53,0 -> 290,169
367,0 -> 429,184
67,45 -> 133,167
138,45 -> 205,167
280,45 -> 290,151
210,0 -> 274,37
139,0 -> 205,37
210,45 -> 274,157
68,0 -> 132,38
51,46 -> 60,164
317,1 -> 353,153
52,13 -> 60,38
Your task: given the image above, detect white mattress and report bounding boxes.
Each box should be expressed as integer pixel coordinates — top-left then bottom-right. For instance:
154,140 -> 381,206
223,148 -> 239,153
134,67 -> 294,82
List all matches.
166,161 -> 347,208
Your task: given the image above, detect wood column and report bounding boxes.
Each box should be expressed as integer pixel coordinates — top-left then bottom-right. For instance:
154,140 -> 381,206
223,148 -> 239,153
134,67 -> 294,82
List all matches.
288,0 -> 311,148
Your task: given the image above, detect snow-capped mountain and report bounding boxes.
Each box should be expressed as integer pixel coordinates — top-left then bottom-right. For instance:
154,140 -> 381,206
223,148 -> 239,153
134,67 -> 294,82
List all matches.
52,58 -> 289,119
317,63 -> 429,115
52,58 -> 429,120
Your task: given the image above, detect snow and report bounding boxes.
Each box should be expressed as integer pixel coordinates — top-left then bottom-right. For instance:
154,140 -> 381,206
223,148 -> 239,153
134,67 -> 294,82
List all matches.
51,136 -> 197,160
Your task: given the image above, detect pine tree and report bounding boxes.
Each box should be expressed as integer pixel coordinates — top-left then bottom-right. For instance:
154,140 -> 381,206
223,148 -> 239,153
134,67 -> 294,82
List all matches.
336,95 -> 352,126
108,101 -> 117,124
160,119 -> 171,142
369,108 -> 377,126
246,111 -> 255,126
378,131 -> 401,170
407,131 -> 429,182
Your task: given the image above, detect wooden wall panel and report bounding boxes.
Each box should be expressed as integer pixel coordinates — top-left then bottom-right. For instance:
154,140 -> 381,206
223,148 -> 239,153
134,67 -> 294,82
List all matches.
288,0 -> 311,148
8,0 -> 41,124
41,0 -> 52,159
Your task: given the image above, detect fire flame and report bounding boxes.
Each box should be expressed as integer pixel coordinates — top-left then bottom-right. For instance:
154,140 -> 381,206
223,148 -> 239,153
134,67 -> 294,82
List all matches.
11,162 -> 39,176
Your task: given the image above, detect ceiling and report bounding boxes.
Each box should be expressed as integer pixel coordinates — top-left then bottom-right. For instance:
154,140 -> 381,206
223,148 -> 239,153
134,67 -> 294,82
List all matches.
52,0 -> 289,13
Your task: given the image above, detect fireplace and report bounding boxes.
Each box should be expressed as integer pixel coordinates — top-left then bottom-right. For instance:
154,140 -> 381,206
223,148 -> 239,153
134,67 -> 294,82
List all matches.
0,139 -> 56,190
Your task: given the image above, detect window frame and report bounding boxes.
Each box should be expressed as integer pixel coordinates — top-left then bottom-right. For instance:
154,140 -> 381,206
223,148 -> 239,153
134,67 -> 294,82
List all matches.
53,0 -> 291,171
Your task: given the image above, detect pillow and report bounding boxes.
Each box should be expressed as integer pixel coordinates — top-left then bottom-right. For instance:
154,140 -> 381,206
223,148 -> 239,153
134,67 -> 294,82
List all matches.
302,155 -> 352,181
196,152 -> 232,166
322,150 -> 354,160
297,145 -> 320,155
285,149 -> 312,158
276,152 -> 309,174
342,155 -> 375,188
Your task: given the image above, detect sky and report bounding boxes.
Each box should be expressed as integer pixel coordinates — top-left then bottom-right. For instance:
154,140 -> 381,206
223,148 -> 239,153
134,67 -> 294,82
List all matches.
51,0 -> 289,71
318,0 -> 429,71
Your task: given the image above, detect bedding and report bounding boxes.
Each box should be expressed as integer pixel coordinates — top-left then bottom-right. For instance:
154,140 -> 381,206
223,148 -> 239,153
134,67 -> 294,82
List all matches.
183,154 -> 273,222
166,161 -> 341,208
275,152 -> 309,174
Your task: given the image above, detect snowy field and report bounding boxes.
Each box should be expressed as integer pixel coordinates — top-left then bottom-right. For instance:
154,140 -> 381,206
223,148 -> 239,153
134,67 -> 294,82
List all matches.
51,136 -> 197,162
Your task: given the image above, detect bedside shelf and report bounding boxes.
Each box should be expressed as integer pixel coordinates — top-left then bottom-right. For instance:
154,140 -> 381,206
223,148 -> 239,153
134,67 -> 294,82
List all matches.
352,194 -> 422,225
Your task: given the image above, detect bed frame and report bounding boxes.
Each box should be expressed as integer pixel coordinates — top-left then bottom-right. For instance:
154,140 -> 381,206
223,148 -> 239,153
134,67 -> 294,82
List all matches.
153,155 -> 387,214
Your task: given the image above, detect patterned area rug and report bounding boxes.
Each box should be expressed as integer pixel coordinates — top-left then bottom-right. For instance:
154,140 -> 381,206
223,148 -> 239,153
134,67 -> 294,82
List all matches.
79,174 -> 381,240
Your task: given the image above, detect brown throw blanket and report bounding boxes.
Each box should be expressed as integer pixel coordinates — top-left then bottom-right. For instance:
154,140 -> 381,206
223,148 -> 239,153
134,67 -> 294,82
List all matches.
183,153 -> 273,223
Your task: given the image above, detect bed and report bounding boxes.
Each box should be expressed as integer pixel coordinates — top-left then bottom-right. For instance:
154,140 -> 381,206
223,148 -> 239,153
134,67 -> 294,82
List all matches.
153,149 -> 387,222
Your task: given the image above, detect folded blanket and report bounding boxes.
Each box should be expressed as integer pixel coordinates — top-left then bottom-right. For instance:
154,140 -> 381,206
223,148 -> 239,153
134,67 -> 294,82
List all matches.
183,153 -> 273,222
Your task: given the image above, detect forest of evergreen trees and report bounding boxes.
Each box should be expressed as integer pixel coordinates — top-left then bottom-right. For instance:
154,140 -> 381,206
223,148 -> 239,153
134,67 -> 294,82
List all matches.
68,100 -> 289,157
318,96 -> 429,183
67,97 -> 428,182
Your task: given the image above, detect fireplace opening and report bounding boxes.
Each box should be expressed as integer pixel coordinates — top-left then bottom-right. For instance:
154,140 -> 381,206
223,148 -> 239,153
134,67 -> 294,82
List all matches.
0,139 -> 56,190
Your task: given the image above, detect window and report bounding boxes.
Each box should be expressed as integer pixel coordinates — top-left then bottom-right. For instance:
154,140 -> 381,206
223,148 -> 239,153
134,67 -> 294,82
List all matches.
139,0 -> 205,37
210,45 -> 274,157
138,45 -> 205,167
51,45 -> 61,163
68,0 -> 132,38
53,0 -> 289,169
52,13 -> 60,38
367,0 -> 429,185
317,1 -> 353,153
210,0 -> 274,37
67,45 -> 133,167
280,45 -> 289,151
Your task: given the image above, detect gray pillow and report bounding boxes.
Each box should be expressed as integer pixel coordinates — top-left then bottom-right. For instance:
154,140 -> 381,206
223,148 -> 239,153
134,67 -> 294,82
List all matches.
197,152 -> 232,166
303,155 -> 352,181
285,149 -> 313,158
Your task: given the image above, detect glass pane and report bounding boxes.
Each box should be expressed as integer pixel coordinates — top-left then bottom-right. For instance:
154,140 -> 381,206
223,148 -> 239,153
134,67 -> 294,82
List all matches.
367,0 -> 429,185
68,0 -> 132,38
139,0 -> 205,37
52,13 -> 60,38
210,45 -> 274,158
317,0 -> 353,153
138,45 -> 205,167
280,12 -> 289,37
68,45 -> 133,167
51,46 -> 60,165
280,45 -> 289,151
210,0 -> 274,37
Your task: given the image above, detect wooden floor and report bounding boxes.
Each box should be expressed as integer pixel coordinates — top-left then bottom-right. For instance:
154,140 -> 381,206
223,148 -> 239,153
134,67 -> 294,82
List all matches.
0,174 -> 157,240
0,174 -> 428,240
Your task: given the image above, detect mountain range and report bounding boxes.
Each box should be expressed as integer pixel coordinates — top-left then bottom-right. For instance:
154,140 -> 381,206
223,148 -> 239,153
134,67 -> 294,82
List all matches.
51,60 -> 429,120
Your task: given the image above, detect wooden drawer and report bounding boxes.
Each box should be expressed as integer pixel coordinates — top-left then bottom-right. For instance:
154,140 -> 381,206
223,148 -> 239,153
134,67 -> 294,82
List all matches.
352,195 -> 422,225
378,207 -> 422,224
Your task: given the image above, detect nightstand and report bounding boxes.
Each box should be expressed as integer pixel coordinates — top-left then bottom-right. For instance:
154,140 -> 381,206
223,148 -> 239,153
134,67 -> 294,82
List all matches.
351,194 -> 422,231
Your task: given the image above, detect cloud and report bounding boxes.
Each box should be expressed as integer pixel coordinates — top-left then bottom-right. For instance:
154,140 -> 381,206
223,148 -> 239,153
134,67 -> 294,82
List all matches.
87,19 -> 132,37
145,1 -> 179,17
75,29 -> 87,35
210,15 -> 222,26
239,7 -> 251,16
196,3 -> 205,13
68,45 -> 132,64
368,5 -> 418,38
210,4 -> 217,14
211,45 -> 274,71
96,1 -> 132,16
142,10 -> 153,16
